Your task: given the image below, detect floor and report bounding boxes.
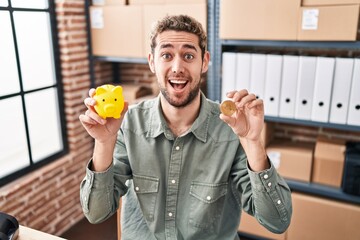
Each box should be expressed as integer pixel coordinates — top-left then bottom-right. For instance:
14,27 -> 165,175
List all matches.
61,214 -> 254,240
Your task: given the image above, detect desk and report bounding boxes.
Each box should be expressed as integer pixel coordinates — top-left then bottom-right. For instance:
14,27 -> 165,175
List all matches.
18,226 -> 66,240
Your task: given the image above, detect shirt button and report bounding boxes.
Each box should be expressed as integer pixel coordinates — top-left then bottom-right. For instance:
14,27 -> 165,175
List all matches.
175,146 -> 180,150
135,187 -> 139,191
268,182 -> 272,187
264,174 -> 269,179
168,212 -> 173,217
277,200 -> 282,205
171,180 -> 176,184
206,196 -> 212,201
84,196 -> 87,202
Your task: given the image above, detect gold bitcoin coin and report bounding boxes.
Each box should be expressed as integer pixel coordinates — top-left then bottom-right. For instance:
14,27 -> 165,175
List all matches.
220,100 -> 236,116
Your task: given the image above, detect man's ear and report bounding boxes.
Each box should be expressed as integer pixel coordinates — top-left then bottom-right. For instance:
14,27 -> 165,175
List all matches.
148,52 -> 155,73
201,51 -> 210,74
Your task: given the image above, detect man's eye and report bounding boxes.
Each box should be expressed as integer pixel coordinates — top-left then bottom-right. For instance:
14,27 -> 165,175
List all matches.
184,54 -> 194,60
162,53 -> 171,59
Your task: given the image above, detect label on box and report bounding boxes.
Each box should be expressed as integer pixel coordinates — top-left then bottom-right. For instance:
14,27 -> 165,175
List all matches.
90,8 -> 104,29
267,151 -> 281,169
302,9 -> 319,30
92,0 -> 105,5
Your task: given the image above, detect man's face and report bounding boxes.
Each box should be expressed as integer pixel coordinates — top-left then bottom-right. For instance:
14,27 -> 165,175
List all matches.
148,30 -> 209,108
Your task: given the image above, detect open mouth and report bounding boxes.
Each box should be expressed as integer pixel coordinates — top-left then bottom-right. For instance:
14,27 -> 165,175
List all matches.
169,79 -> 188,90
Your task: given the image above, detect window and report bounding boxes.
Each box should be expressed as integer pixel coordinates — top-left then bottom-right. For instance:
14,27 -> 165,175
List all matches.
0,0 -> 67,186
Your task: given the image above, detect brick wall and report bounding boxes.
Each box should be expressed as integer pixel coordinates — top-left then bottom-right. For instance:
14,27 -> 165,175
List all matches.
273,123 -> 360,143
0,0 -> 110,236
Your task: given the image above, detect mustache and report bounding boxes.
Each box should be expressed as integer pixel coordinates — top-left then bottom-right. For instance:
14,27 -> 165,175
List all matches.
167,73 -> 190,79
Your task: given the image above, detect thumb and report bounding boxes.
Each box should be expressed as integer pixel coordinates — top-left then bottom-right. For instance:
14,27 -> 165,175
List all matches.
219,114 -> 235,127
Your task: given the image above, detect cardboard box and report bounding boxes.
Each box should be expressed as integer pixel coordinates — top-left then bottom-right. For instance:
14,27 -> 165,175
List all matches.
220,0 -> 301,40
267,141 -> 314,182
90,6 -> 144,58
238,211 -> 287,240
122,83 -> 153,104
312,138 -> 346,187
92,0 -> 126,5
297,5 -> 360,41
288,193 -> 360,240
143,3 -> 207,57
302,0 -> 360,6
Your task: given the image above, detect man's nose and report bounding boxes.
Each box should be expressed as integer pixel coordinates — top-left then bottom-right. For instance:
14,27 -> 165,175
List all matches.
172,57 -> 184,74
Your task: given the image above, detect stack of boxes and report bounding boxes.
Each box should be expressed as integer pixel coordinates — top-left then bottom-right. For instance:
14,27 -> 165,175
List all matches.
241,125 -> 360,240
266,137 -> 346,187
220,0 -> 360,41
89,0 -> 207,58
243,125 -> 360,239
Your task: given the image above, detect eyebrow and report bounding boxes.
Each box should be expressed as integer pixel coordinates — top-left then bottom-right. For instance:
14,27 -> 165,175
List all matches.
183,44 -> 198,52
159,43 -> 198,52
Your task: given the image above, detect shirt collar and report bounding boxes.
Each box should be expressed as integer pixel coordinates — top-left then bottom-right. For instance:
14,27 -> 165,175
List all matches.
146,92 -> 213,142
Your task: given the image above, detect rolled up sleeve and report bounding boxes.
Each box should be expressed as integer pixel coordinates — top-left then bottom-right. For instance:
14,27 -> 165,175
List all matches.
246,160 -> 292,233
80,159 -> 122,224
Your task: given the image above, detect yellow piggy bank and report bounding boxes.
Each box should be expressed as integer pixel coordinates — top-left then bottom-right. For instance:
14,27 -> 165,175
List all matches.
93,84 -> 124,119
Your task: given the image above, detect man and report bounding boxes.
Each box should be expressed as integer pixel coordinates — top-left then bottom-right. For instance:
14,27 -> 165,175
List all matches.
79,15 -> 292,240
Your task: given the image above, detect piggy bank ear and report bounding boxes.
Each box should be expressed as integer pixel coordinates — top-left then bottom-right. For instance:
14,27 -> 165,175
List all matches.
113,86 -> 123,95
96,86 -> 107,95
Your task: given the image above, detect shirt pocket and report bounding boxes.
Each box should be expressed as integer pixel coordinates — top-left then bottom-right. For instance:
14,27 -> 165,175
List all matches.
189,182 -> 228,231
132,174 -> 159,222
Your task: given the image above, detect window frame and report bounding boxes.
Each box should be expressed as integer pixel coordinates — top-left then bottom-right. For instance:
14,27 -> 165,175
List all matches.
0,0 -> 68,187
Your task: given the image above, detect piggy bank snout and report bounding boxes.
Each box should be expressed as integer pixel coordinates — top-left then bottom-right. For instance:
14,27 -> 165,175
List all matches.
103,103 -> 116,114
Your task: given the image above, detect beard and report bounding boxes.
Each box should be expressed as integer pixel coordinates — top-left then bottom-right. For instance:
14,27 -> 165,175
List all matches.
159,79 -> 201,108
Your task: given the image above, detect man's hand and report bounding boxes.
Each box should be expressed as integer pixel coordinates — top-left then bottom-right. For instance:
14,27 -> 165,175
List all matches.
220,90 -> 268,171
219,89 -> 264,141
79,88 -> 128,143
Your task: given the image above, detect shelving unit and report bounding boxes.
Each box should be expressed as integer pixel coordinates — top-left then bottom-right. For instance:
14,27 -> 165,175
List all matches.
210,0 -> 360,206
221,39 -> 360,50
265,116 -> 360,132
212,2 -> 360,239
286,179 -> 360,205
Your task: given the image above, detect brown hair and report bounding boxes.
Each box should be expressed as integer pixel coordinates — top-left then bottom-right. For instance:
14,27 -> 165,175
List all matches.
149,15 -> 207,59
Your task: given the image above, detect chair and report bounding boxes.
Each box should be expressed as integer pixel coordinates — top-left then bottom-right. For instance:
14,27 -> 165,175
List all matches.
117,198 -> 122,240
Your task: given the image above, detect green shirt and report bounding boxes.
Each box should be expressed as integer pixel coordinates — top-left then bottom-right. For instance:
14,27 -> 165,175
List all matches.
80,93 -> 292,240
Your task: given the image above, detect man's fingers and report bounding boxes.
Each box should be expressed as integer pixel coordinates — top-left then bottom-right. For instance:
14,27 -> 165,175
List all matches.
89,88 -> 96,97
84,108 -> 106,125
226,90 -> 237,98
237,93 -> 257,108
79,113 -> 98,126
232,89 -> 249,102
219,113 -> 236,127
84,97 -> 96,108
247,98 -> 264,109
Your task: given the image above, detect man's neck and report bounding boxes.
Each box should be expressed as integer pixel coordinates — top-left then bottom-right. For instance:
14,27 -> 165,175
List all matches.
160,94 -> 201,137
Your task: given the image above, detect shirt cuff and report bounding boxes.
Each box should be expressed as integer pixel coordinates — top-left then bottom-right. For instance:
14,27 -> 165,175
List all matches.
85,158 -> 114,188
247,158 -> 278,192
